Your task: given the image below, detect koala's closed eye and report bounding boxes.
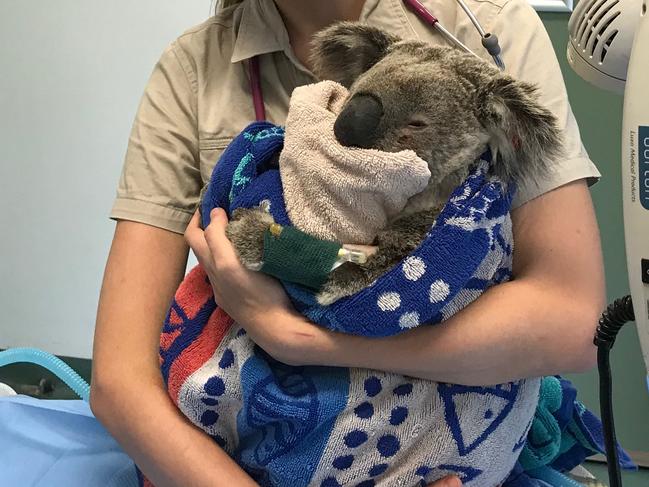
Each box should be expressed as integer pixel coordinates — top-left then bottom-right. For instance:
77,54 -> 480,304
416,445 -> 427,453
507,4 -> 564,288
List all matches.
407,119 -> 428,129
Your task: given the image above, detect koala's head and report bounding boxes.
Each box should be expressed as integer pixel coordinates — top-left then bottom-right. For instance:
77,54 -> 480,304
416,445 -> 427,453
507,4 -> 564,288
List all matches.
310,22 -> 562,191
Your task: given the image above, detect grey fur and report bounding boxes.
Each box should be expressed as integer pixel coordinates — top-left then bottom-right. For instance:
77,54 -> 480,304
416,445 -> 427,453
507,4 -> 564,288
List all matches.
225,207 -> 275,271
317,206 -> 443,305
309,23 -> 399,89
225,22 -> 564,304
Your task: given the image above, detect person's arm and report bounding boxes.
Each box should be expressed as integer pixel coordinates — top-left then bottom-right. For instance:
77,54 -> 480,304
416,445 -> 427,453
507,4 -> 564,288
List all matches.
90,221 -> 257,487
322,179 -> 605,384
192,179 -> 603,386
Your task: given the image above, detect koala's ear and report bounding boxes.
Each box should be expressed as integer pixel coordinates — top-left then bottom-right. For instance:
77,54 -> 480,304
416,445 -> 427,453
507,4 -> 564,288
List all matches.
476,76 -> 563,185
309,22 -> 399,88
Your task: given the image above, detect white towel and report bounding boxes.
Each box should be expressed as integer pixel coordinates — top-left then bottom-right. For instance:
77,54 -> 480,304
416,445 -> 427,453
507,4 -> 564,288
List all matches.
279,81 -> 431,244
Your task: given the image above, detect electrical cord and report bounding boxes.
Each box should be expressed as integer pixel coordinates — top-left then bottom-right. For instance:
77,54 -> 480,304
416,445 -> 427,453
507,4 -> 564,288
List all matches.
593,295 -> 635,487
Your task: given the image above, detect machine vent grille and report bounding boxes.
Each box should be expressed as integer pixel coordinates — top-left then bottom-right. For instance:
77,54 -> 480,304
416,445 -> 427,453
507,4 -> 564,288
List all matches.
570,0 -> 622,64
574,0 -> 599,40
600,30 -> 618,62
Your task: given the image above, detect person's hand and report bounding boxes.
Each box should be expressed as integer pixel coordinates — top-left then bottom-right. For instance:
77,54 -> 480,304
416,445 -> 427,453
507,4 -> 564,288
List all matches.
184,208 -> 338,365
185,208 -> 291,320
428,476 -> 461,487
186,211 -> 463,487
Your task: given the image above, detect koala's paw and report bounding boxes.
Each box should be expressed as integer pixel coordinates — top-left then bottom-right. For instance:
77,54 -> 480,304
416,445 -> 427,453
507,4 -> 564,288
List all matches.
316,264 -> 374,306
316,281 -> 348,307
226,207 -> 275,270
316,284 -> 357,306
316,248 -> 401,305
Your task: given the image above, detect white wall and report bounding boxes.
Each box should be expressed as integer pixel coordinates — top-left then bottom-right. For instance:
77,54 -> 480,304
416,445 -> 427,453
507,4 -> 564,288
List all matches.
0,1 -> 210,358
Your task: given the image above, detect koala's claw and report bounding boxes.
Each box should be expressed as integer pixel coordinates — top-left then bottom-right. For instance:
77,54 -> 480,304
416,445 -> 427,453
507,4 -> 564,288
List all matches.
316,256 -> 390,305
259,199 -> 272,213
226,207 -> 275,270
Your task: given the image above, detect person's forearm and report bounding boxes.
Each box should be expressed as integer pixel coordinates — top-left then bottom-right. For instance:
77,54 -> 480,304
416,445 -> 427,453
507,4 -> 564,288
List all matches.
269,182 -> 604,386
322,277 -> 601,385
92,376 -> 256,487
91,221 -> 256,487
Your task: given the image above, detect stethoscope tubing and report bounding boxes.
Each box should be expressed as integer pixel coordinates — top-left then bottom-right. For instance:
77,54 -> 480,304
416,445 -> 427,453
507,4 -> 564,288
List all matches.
249,0 -> 507,122
402,0 -> 505,70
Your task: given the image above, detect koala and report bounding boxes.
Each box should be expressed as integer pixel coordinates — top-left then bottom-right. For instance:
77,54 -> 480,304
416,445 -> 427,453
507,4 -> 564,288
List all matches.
225,22 -> 562,304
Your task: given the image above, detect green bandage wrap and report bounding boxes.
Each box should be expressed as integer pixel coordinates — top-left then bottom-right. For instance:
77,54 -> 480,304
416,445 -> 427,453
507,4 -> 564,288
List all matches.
260,226 -> 342,290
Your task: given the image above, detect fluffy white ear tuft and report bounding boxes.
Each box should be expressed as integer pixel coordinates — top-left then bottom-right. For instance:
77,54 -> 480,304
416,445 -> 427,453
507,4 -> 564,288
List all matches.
310,22 -> 399,88
476,76 -> 563,185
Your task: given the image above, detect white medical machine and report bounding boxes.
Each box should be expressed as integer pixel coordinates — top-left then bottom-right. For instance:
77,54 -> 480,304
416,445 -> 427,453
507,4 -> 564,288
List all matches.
567,0 -> 648,485
568,0 -> 648,383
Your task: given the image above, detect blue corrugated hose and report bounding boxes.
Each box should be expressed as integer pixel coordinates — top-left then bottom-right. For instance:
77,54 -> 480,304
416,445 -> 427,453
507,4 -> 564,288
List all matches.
0,348 -> 90,401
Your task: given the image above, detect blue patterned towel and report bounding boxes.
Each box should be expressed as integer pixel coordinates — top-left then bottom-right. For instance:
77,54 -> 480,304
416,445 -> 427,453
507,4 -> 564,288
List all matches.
157,121 -> 627,487
506,376 -> 634,486
202,122 -> 514,337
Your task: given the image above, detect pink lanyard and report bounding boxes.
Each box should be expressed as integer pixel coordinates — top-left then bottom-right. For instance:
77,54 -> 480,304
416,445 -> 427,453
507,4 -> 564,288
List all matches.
249,56 -> 266,122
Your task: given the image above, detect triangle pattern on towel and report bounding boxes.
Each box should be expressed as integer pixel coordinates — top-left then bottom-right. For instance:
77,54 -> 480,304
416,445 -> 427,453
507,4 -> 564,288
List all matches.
512,417 -> 534,453
439,382 -> 519,456
169,306 -> 184,326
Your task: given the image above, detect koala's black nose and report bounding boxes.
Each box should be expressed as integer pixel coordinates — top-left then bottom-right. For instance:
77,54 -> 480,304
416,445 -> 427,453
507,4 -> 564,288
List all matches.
334,94 -> 383,148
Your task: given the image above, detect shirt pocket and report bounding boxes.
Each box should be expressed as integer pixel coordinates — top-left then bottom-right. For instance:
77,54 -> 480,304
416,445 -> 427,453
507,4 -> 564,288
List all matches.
199,135 -> 234,184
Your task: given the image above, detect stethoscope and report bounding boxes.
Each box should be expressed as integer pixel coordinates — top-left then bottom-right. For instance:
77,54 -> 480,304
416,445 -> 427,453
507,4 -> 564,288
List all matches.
403,0 -> 505,69
249,0 -> 504,121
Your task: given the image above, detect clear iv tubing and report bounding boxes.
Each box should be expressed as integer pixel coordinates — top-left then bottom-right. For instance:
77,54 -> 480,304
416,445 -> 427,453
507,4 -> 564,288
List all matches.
0,348 -> 90,402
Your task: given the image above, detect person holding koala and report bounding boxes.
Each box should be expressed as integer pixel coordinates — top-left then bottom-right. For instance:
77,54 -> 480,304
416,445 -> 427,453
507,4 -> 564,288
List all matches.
91,1 -> 605,486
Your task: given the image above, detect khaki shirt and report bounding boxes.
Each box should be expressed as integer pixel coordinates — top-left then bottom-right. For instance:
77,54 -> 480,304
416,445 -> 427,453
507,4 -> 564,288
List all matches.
111,0 -> 600,234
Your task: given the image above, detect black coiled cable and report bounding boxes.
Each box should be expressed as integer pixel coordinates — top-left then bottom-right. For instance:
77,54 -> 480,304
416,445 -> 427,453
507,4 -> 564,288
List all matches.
594,295 -> 635,487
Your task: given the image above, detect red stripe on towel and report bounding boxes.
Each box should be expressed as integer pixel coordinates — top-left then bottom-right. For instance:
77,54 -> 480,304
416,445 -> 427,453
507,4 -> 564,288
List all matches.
174,265 -> 214,320
167,306 -> 234,404
160,328 -> 181,352
169,308 -> 183,326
